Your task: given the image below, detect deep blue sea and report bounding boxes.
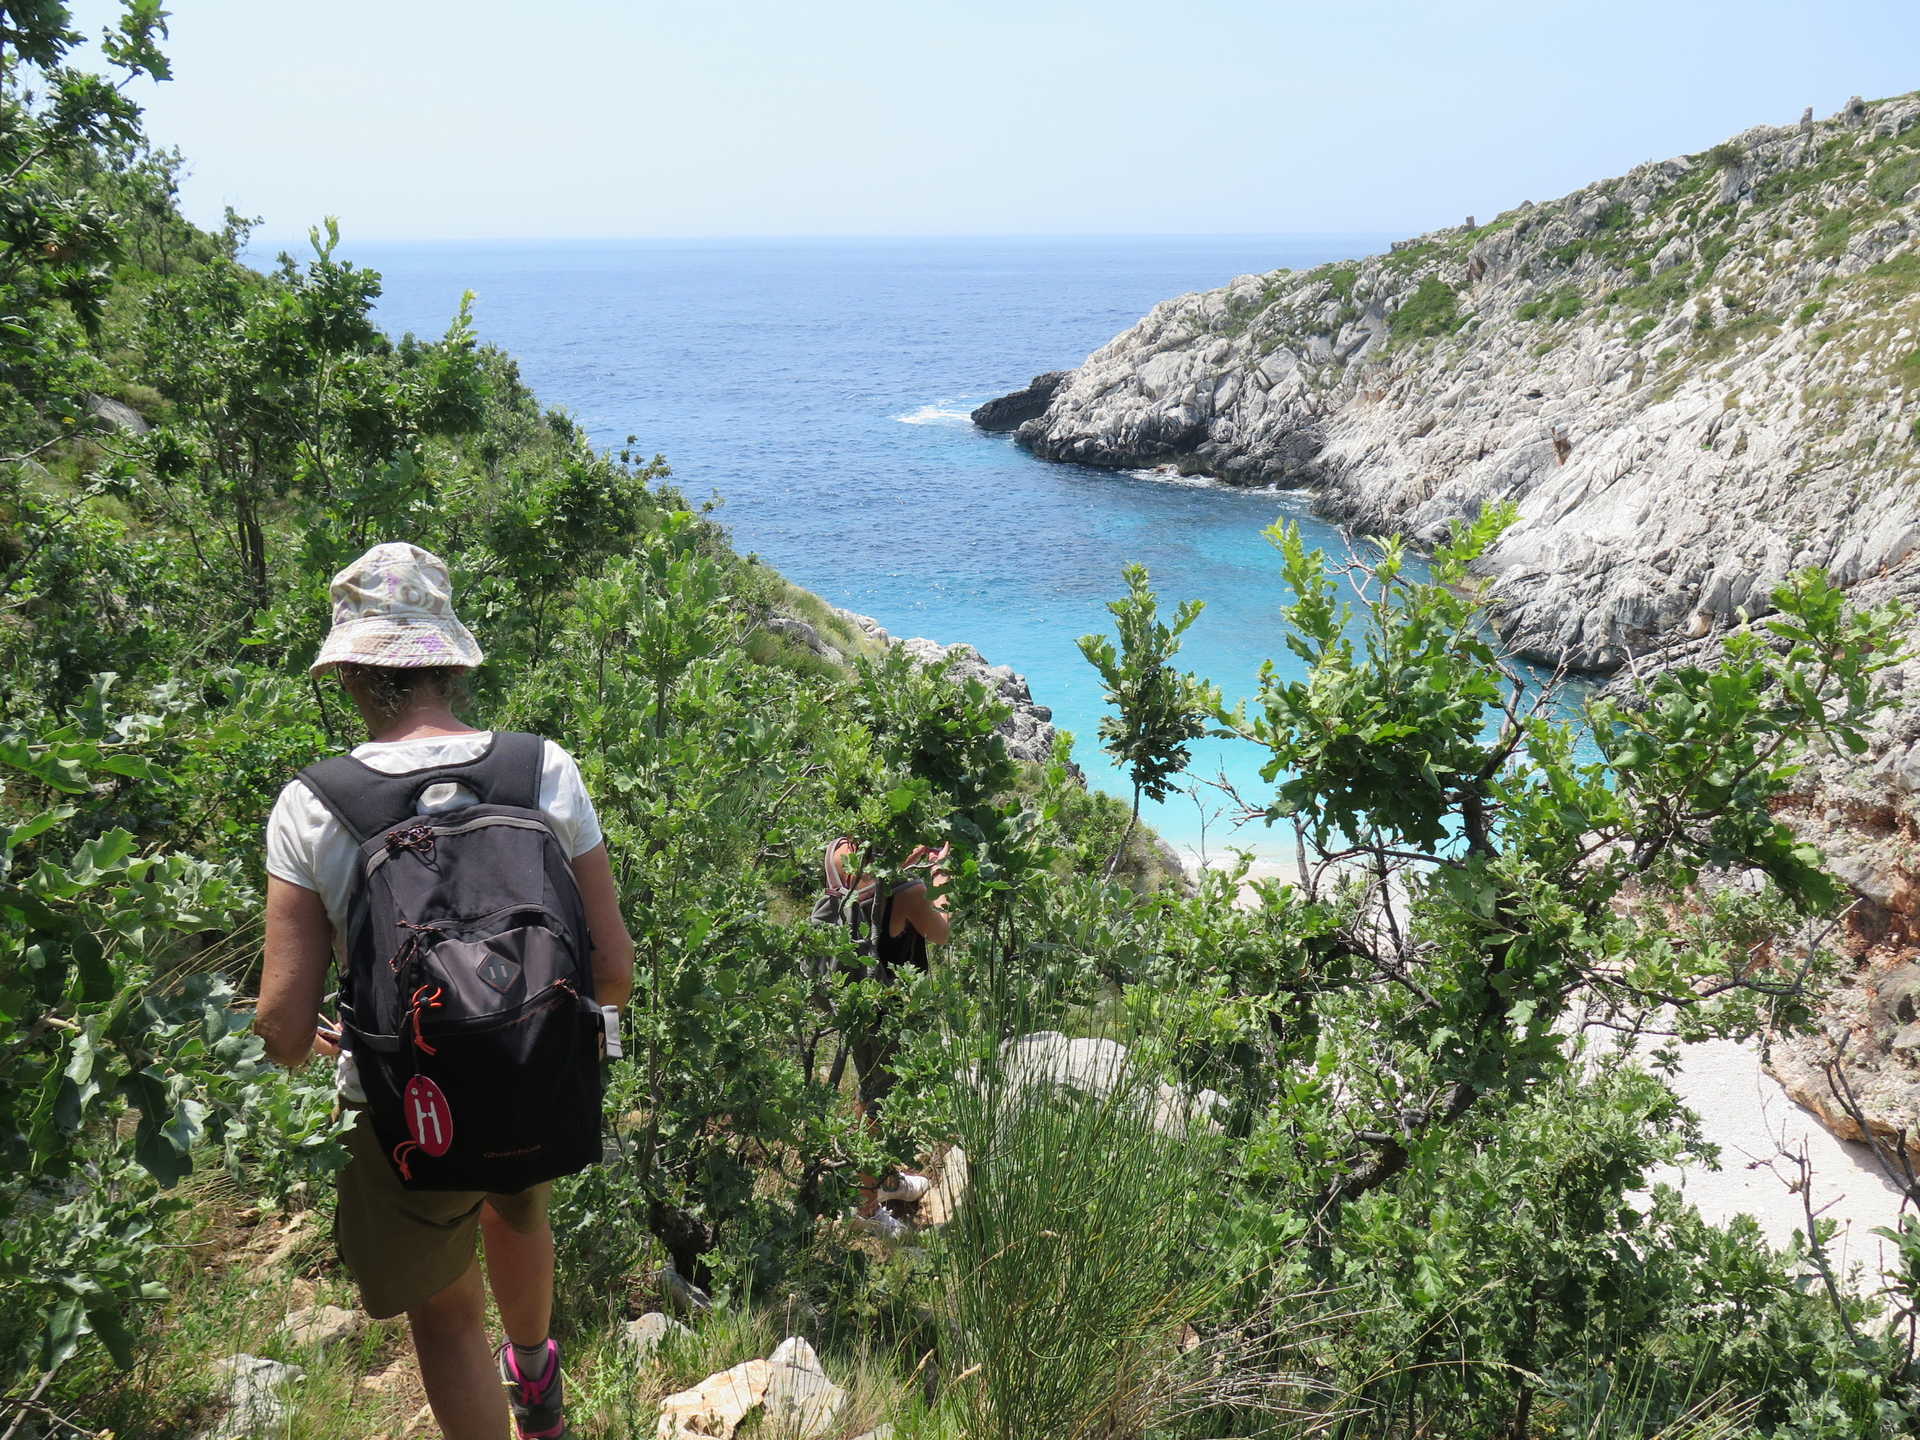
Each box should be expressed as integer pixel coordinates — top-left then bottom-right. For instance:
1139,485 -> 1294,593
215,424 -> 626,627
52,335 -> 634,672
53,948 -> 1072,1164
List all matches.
339,235 -> 1395,859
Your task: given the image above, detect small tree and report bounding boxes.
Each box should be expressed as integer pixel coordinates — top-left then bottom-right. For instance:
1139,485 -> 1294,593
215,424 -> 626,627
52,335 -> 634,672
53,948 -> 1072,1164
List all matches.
1078,563 -> 1215,877
1217,507 -> 1907,1217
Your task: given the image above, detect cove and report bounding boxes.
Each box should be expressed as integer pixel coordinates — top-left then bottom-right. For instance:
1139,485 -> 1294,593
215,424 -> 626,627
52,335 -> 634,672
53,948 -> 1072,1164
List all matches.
344,233 -> 1499,858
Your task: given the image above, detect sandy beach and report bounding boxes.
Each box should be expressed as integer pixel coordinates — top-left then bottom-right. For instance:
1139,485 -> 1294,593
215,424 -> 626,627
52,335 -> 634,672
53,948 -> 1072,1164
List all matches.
1193,851 -> 1910,1284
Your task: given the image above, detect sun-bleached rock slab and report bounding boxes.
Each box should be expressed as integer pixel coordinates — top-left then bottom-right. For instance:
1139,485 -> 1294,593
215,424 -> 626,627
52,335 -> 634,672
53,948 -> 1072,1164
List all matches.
656,1359 -> 774,1440
197,1354 -> 303,1440
278,1303 -> 362,1352
764,1336 -> 846,1437
989,1031 -> 1224,1134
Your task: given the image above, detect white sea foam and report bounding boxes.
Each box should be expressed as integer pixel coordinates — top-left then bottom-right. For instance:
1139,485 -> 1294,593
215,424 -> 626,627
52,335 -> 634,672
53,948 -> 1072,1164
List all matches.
1120,466 -> 1302,498
894,403 -> 975,427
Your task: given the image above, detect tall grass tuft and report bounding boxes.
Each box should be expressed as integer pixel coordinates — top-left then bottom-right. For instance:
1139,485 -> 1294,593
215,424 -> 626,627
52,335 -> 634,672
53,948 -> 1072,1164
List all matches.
936,1030 -> 1335,1439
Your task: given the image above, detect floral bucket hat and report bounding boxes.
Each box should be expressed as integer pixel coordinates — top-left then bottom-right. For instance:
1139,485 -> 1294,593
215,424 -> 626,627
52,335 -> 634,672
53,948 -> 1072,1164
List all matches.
309,542 -> 485,674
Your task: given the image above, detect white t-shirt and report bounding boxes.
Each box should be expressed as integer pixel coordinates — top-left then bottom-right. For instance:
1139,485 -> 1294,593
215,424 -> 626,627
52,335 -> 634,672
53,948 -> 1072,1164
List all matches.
264,731 -> 604,1099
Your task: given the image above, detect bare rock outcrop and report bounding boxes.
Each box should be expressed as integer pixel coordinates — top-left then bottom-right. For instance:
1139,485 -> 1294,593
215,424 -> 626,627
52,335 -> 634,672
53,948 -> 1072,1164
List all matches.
989,93 -> 1920,674
989,91 -> 1920,1155
1602,567 -> 1920,1154
970,370 -> 1068,431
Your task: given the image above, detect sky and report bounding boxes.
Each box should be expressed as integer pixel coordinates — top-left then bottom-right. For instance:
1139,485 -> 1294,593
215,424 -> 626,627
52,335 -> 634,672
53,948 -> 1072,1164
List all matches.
62,0 -> 1920,246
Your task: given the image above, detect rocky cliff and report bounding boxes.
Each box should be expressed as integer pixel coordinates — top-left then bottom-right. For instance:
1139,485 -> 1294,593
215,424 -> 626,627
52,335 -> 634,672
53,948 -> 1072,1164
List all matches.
991,92 -> 1920,1159
995,92 -> 1920,673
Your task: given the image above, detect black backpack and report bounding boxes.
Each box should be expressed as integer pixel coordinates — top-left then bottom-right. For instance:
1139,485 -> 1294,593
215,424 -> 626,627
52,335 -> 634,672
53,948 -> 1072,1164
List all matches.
298,731 -> 603,1193
809,837 -> 880,972
807,837 -> 927,985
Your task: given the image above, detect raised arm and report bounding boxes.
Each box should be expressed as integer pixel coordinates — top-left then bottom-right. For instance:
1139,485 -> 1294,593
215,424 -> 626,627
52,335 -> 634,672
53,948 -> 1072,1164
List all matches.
571,842 -> 635,1009
891,867 -> 952,946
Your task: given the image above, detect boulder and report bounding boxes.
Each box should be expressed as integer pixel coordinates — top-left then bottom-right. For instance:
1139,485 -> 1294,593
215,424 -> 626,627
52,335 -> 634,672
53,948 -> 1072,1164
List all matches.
625,1311 -> 692,1362
278,1303 -> 362,1352
764,614 -> 843,665
197,1354 -> 302,1440
656,1359 -> 773,1440
984,1031 -> 1223,1135
971,371 -> 1068,432
764,1337 -> 846,1438
921,1145 -> 968,1227
85,392 -> 150,435
896,636 -> 1066,769
651,1263 -> 713,1317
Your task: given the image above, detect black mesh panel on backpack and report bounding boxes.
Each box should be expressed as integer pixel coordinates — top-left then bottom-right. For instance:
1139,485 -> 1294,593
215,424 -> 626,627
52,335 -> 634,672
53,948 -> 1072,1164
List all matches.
298,732 -> 602,1193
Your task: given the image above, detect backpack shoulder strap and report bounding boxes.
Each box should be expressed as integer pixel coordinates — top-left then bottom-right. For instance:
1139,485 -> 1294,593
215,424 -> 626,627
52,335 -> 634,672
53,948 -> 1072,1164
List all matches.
297,754 -> 401,845
461,730 -> 544,811
296,731 -> 547,844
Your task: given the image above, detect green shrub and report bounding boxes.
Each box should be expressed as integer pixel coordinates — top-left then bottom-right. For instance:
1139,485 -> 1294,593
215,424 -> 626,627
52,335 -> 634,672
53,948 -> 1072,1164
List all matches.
1594,198 -> 1634,231
1611,263 -> 1693,312
1812,210 -> 1852,261
1698,310 -> 1782,360
1696,233 -> 1734,277
1390,277 -> 1465,340
1872,153 -> 1920,205
1517,286 -> 1582,323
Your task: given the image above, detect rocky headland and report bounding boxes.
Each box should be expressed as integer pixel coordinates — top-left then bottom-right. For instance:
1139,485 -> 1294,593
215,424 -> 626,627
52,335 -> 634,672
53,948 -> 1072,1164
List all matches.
983,93 -> 1920,1163
992,93 -> 1920,674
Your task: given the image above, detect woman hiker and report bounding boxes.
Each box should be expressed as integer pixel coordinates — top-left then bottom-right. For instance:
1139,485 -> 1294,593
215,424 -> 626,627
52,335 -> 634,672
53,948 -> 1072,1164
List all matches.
819,836 -> 952,1243
255,542 -> 635,1440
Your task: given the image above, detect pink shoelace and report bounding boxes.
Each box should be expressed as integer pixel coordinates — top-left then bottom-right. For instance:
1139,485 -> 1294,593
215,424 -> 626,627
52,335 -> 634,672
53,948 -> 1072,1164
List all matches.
502,1339 -> 562,1438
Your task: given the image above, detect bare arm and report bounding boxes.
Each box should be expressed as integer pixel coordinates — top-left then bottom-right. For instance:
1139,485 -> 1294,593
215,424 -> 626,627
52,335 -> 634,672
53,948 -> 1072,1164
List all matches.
572,842 -> 635,1009
890,869 -> 952,946
257,876 -> 336,1068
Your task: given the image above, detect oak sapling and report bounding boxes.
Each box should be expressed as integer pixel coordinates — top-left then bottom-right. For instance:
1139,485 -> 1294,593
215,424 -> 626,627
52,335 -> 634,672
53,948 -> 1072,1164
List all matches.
1078,563 -> 1217,879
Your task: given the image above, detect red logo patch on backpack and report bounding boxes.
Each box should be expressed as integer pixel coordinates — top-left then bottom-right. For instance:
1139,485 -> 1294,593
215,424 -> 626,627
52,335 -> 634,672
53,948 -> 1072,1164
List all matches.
404,1075 -> 454,1157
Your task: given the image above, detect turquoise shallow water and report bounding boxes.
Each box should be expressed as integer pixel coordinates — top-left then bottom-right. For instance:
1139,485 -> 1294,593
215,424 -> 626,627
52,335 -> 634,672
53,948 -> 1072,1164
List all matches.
340,234 -> 1415,857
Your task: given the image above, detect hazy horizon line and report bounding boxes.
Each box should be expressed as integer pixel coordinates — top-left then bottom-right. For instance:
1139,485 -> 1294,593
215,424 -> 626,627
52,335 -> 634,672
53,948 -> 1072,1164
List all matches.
250,228 -> 1401,250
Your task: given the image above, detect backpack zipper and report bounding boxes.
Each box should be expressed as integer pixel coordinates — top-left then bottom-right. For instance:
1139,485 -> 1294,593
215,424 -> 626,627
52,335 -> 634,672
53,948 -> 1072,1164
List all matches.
362,813 -> 559,881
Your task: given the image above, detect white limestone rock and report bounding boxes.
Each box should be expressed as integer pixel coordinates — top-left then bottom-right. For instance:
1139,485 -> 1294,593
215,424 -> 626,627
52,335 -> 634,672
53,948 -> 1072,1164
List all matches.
764,1336 -> 846,1438
277,1303 -> 361,1352
656,1359 -> 773,1440
982,1031 -> 1224,1136
833,607 -> 1071,771
998,93 -> 1920,675
197,1354 -> 302,1440
625,1310 -> 693,1362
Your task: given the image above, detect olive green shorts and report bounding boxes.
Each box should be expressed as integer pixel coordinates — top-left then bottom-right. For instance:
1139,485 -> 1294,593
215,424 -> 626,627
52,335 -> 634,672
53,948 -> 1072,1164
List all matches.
334,1109 -> 552,1319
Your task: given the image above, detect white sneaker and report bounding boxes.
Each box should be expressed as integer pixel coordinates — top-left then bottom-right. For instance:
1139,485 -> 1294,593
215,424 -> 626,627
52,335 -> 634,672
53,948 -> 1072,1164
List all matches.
847,1207 -> 911,1244
876,1172 -> 931,1206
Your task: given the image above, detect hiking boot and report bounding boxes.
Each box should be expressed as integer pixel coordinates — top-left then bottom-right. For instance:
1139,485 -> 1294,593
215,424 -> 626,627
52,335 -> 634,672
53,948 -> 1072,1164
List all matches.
498,1337 -> 566,1439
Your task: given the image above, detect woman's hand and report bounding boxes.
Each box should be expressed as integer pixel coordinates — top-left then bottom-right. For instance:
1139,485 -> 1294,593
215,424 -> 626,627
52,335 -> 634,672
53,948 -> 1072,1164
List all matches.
312,1017 -> 343,1059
